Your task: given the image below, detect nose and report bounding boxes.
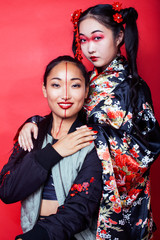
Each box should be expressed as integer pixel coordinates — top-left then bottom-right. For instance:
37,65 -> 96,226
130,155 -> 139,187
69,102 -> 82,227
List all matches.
61,84 -> 71,101
88,41 -> 96,54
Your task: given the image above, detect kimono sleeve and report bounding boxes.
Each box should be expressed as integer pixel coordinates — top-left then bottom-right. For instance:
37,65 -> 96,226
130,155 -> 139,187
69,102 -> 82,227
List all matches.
90,79 -> 160,185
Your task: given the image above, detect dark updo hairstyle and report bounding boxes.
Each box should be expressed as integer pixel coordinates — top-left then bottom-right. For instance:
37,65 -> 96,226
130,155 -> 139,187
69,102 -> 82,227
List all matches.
43,55 -> 89,87
72,4 -> 140,117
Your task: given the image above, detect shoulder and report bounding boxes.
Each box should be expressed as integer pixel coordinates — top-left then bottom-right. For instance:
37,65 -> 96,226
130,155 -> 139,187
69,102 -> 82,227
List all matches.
130,77 -> 153,106
138,79 -> 152,100
38,113 -> 52,129
34,113 -> 52,149
116,76 -> 153,104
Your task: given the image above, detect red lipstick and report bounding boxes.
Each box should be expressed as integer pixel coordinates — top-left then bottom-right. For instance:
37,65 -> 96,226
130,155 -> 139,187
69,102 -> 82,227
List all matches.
58,102 -> 73,109
90,56 -> 98,62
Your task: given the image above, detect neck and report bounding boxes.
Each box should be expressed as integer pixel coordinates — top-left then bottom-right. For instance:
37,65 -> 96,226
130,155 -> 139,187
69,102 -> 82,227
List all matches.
51,114 -> 77,139
100,54 -> 119,72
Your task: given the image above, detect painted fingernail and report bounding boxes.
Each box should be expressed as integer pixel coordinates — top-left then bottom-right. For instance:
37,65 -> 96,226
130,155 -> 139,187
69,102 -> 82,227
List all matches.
93,131 -> 98,134
89,141 -> 93,143
88,127 -> 93,130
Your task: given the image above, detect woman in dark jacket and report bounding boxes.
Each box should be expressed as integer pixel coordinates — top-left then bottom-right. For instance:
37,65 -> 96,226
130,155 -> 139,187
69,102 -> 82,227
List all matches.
0,55 -> 102,240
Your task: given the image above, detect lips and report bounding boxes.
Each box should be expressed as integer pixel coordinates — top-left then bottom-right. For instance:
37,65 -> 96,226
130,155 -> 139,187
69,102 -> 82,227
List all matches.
58,102 -> 73,109
90,56 -> 99,62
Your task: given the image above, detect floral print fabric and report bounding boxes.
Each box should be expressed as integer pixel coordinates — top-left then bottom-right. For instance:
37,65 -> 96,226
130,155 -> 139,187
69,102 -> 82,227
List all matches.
83,55 -> 160,240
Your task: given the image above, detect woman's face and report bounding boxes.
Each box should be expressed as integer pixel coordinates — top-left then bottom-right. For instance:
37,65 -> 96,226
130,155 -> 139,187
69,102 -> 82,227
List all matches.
43,61 -> 88,121
79,18 -> 121,70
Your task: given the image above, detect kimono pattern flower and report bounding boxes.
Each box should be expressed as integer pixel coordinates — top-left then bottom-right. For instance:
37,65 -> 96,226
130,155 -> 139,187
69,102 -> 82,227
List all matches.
83,55 -> 160,240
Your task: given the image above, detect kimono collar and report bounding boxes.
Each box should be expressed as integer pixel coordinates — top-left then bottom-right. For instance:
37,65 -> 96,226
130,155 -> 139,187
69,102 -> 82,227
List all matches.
90,55 -> 129,83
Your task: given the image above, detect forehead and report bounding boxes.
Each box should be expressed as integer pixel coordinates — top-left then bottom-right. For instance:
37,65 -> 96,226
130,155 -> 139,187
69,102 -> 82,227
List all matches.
48,61 -> 84,79
79,17 -> 108,34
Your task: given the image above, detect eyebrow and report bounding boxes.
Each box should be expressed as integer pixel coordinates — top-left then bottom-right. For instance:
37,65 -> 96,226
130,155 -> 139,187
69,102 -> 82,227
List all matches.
71,78 -> 82,81
50,77 -> 82,81
50,77 -> 62,80
79,30 -> 103,35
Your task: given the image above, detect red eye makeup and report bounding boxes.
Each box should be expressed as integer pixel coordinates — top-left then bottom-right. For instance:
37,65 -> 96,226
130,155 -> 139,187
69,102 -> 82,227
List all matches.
79,32 -> 105,44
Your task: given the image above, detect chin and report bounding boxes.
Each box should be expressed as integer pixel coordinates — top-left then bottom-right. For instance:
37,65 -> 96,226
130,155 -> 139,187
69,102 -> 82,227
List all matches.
90,61 -> 103,68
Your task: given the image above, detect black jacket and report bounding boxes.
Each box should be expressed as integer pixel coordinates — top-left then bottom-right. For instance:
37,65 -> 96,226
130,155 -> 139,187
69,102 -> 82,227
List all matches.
0,114 -> 102,240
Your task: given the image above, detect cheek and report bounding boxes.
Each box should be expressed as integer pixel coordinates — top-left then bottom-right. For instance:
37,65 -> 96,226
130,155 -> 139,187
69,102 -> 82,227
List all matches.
50,87 -> 61,95
81,44 -> 88,56
73,90 -> 85,102
98,40 -> 109,52
103,38 -> 116,52
77,93 -> 86,106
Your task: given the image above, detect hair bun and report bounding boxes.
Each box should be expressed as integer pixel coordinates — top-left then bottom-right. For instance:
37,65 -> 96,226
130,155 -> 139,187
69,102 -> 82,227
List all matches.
121,7 -> 138,23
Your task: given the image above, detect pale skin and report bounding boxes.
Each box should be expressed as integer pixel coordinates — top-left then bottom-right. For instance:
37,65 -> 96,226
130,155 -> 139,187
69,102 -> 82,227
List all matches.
19,61 -> 96,153
18,17 -> 124,152
79,17 -> 124,71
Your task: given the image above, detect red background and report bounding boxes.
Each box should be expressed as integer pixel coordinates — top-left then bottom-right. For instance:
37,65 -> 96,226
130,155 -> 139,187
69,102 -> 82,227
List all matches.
0,0 -> 160,239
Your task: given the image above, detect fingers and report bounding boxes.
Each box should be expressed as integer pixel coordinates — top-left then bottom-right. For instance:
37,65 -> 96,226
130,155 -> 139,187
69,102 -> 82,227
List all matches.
18,123 -> 38,152
22,130 -> 33,152
32,123 -> 38,140
18,135 -> 22,148
18,135 -> 27,151
53,126 -> 98,157
74,141 -> 94,152
18,134 -> 31,152
74,125 -> 98,140
66,126 -> 98,146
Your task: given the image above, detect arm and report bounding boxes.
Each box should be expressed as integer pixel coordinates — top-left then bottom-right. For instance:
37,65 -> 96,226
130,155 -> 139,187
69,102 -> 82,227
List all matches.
17,117 -> 97,152
93,79 -> 160,165
0,141 -> 62,203
0,127 -> 97,203
15,147 -> 102,240
92,79 -> 160,191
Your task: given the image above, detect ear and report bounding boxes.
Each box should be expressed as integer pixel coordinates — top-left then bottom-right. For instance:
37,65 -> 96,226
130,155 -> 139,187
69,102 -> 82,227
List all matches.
116,30 -> 124,47
85,85 -> 89,99
42,84 -> 47,98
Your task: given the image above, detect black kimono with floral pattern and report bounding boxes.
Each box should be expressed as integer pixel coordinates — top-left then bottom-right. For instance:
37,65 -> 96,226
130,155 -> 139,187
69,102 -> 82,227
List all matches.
15,55 -> 160,240
83,55 -> 160,240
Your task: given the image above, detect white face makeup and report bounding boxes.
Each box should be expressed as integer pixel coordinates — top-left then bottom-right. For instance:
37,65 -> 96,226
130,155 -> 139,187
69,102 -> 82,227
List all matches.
43,61 -> 88,122
79,18 -> 121,70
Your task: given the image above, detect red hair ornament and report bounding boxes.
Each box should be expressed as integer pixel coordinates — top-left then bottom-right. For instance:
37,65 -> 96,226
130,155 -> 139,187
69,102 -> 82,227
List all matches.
112,2 -> 123,24
71,9 -> 83,61
112,2 -> 122,11
113,12 -> 123,23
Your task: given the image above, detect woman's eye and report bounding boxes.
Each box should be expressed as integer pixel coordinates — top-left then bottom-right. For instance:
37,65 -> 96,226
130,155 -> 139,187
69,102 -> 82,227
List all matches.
72,84 -> 81,88
51,83 -> 60,88
80,38 -> 86,43
94,36 -> 102,41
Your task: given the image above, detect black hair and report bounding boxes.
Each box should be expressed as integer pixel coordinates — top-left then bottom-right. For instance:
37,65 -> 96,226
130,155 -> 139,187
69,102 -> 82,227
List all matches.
72,4 -> 140,117
43,55 -> 89,87
43,55 -> 89,124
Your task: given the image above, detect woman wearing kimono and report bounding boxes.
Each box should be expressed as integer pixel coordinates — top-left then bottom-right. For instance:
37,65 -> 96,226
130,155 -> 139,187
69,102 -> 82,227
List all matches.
11,3 -> 160,240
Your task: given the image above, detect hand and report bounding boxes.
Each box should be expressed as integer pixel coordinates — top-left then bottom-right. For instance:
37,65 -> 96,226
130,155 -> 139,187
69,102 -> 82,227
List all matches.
53,126 -> 98,157
18,122 -> 38,152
